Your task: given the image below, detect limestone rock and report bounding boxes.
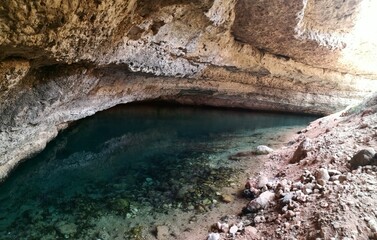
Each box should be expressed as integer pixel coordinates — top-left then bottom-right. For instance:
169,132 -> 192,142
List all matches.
255,145 -> 274,155
350,148 -> 377,169
208,232 -> 220,240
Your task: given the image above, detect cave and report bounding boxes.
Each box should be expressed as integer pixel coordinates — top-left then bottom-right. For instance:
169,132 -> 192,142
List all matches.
0,0 -> 377,239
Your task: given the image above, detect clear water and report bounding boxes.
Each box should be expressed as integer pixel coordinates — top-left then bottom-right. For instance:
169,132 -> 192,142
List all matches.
0,103 -> 316,239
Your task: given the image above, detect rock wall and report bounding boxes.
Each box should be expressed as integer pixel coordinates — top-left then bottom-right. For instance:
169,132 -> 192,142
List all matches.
0,0 -> 377,180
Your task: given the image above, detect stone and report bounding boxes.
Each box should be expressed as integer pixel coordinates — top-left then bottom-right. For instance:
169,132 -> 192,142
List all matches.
208,232 -> 220,240
350,148 -> 377,169
156,225 -> 169,240
367,218 -> 377,233
217,222 -> 229,233
245,191 -> 275,213
221,194 -> 234,203
328,169 -> 341,176
255,145 -> 274,155
290,138 -> 313,163
254,215 -> 266,224
315,168 -> 330,182
229,225 -> 238,236
55,222 -> 77,236
257,175 -> 269,188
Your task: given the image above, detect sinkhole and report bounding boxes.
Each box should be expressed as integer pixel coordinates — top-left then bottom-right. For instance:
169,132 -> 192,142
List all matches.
0,103 -> 316,239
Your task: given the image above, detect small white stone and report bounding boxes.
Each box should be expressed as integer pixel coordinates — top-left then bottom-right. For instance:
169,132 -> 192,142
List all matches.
229,225 -> 238,236
256,145 -> 274,154
208,232 -> 220,240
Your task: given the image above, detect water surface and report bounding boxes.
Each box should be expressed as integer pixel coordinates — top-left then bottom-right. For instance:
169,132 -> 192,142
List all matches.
0,103 -> 316,239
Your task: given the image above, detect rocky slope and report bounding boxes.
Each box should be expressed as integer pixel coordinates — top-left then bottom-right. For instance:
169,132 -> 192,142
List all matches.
1,0 -> 377,190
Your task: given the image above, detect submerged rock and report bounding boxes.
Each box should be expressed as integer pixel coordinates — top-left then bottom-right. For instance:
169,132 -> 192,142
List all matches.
110,198 -> 131,214
55,222 -> 77,237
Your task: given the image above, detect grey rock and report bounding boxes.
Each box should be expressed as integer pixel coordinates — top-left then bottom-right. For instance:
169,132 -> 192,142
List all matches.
350,148 -> 377,169
246,191 -> 275,212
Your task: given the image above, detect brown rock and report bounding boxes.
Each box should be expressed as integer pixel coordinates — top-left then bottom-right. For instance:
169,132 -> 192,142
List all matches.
290,138 -> 313,163
221,194 -> 234,203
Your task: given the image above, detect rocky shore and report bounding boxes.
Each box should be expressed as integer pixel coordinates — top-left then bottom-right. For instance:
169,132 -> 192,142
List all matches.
206,94 -> 377,240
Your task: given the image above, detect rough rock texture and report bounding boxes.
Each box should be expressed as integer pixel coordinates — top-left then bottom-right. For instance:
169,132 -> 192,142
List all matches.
0,1 -> 377,180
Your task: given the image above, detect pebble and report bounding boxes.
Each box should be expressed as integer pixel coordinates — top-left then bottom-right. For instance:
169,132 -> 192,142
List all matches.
208,232 -> 220,240
221,194 -> 234,203
55,222 -> 77,236
315,168 -> 330,182
229,225 -> 238,236
328,169 -> 341,176
254,215 -> 265,224
156,225 -> 169,240
367,218 -> 377,232
217,222 -> 229,232
256,145 -> 274,155
257,176 -> 269,188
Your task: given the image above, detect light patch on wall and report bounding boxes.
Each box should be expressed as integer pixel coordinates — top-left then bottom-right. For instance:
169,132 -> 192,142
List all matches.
340,0 -> 377,75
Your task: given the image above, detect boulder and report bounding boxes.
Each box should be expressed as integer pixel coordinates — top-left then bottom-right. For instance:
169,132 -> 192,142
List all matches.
350,148 -> 377,169
290,138 -> 312,163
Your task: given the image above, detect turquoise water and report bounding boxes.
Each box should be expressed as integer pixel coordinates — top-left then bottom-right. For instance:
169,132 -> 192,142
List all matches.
0,104 -> 316,239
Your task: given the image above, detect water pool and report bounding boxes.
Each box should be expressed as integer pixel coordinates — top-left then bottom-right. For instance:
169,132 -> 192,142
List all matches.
0,103 -> 316,239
